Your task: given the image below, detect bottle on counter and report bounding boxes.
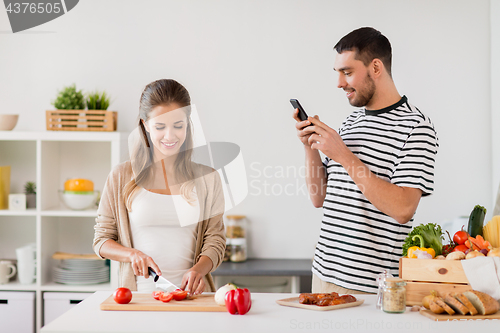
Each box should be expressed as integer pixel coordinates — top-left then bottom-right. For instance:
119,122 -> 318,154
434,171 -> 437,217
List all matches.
225,215 -> 248,262
382,277 -> 407,313
375,270 -> 393,310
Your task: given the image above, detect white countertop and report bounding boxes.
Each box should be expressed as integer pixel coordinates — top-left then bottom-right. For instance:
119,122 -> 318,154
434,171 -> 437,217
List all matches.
41,291 -> 498,333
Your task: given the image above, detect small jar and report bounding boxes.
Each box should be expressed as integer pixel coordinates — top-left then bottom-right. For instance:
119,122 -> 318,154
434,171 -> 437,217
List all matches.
382,277 -> 406,313
229,238 -> 247,262
225,215 -> 247,239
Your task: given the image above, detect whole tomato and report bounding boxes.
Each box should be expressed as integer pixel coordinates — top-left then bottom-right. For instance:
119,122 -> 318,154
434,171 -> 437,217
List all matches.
453,227 -> 469,245
453,244 -> 469,253
113,287 -> 132,304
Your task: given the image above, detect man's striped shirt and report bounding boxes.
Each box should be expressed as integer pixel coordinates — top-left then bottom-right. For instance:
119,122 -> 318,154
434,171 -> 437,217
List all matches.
312,96 -> 439,293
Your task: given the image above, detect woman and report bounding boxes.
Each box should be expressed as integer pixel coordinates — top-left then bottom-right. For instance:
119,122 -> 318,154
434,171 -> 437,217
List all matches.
93,79 -> 225,295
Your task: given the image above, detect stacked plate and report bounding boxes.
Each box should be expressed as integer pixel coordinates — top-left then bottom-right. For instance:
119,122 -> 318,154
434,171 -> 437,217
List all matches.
53,259 -> 109,285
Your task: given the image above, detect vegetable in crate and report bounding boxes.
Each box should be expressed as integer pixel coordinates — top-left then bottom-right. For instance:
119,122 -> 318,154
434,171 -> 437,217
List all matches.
402,223 -> 444,257
467,205 -> 487,237
407,235 -> 436,258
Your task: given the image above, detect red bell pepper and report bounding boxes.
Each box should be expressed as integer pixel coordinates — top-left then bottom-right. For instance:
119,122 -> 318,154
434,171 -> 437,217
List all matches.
225,288 -> 251,315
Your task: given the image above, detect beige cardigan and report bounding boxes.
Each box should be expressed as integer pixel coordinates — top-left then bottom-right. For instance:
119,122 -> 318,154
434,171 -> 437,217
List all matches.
93,161 -> 226,291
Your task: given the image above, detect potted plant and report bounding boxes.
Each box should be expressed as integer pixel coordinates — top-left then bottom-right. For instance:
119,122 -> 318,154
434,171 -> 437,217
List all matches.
85,90 -> 111,110
24,181 -> 36,209
47,85 -> 117,131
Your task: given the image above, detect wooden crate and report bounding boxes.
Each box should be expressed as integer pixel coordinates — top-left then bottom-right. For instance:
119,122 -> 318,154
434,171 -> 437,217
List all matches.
399,257 -> 472,306
46,110 -> 117,132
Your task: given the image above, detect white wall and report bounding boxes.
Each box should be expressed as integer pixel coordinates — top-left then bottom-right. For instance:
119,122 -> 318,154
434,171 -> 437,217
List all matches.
0,0 -> 494,258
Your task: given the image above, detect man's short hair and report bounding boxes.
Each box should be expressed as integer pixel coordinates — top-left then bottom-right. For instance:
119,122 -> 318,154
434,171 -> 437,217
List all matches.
334,27 -> 392,76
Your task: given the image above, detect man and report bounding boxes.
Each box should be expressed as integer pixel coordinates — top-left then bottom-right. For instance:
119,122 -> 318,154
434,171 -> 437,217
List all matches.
294,27 -> 439,294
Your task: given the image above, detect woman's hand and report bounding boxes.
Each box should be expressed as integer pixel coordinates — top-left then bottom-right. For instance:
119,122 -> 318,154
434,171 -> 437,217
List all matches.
128,249 -> 161,279
180,255 -> 213,295
180,269 -> 205,295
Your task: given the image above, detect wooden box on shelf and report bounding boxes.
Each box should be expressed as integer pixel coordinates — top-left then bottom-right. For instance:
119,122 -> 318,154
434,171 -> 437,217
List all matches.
46,110 -> 117,132
399,257 -> 472,306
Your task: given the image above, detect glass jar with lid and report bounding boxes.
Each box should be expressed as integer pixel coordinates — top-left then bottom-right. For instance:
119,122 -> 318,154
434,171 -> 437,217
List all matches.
229,238 -> 247,262
382,277 -> 406,313
225,215 -> 248,262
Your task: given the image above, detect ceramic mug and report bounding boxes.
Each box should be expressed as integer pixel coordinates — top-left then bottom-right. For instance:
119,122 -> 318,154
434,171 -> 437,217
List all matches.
0,260 -> 17,284
16,244 -> 36,284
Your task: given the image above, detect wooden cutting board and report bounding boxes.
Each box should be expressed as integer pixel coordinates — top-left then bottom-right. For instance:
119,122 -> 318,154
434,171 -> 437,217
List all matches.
276,297 -> 364,311
100,293 -> 227,312
419,309 -> 500,321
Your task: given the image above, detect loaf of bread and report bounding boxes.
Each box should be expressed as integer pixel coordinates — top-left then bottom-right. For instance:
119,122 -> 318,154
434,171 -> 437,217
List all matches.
444,293 -> 469,315
454,292 -> 478,315
434,297 -> 455,315
463,290 -> 500,315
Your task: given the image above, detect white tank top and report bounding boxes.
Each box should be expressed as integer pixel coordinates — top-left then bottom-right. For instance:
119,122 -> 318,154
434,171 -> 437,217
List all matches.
128,188 -> 199,292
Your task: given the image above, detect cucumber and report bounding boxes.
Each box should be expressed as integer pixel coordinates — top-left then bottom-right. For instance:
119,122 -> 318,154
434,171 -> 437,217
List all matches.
467,205 -> 487,237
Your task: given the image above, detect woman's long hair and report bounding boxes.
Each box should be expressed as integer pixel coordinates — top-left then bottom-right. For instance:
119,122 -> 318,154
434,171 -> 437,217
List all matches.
123,79 -> 196,210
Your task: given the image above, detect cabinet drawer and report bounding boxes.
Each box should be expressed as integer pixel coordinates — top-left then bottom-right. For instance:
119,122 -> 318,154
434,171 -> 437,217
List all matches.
43,292 -> 92,326
0,291 -> 35,333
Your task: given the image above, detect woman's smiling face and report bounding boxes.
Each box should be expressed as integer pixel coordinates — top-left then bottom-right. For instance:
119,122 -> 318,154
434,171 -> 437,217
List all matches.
143,103 -> 188,160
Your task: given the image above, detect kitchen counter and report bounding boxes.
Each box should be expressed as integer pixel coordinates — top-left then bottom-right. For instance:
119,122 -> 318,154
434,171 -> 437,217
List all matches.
212,259 -> 312,293
41,291 -> 498,333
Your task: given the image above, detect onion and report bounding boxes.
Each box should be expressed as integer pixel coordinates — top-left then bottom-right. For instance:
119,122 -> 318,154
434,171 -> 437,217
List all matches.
214,283 -> 237,306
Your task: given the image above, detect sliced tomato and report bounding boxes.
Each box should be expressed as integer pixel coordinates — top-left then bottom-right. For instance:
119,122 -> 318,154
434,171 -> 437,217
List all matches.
160,293 -> 174,303
152,291 -> 164,300
171,290 -> 188,301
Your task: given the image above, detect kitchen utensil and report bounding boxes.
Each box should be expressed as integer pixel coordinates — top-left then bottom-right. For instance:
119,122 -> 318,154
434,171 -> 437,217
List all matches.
0,261 -> 16,284
147,267 -> 181,293
100,293 -> 226,312
59,190 -> 99,210
419,308 -> 500,321
275,297 -> 364,311
16,244 -> 36,284
0,114 -> 19,130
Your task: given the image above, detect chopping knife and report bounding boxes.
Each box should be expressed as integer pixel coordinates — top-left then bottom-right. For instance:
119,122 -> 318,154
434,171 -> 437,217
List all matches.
148,267 -> 182,293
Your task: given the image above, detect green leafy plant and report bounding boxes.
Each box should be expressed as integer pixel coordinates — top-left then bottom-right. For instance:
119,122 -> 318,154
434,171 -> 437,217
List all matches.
24,181 -> 36,195
52,84 -> 85,110
86,90 -> 111,110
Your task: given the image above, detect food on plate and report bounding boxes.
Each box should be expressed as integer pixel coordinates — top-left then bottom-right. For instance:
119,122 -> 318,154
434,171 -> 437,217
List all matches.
432,297 -> 455,315
299,292 -> 339,304
428,299 -> 445,314
427,290 -> 499,316
444,293 -> 469,315
225,288 -> 251,315
422,290 -> 438,309
463,290 -> 500,315
113,287 -> 132,304
467,205 -> 486,237
483,215 -> 500,248
171,290 -> 188,301
402,223 -> 443,257
152,291 -> 163,300
487,248 -> 500,257
152,289 -> 188,303
445,251 -> 465,260
453,292 -> 478,315
214,283 -> 237,306
465,250 -> 485,259
298,292 -> 357,307
160,293 -> 174,303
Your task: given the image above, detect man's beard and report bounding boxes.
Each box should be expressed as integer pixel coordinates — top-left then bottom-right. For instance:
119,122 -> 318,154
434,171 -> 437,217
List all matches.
348,74 -> 376,107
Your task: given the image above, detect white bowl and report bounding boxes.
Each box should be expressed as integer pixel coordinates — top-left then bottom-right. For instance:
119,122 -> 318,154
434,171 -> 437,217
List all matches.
0,114 -> 19,131
59,191 -> 99,210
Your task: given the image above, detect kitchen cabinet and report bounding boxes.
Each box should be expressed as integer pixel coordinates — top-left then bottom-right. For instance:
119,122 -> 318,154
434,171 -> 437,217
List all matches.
0,131 -> 127,332
212,259 -> 313,293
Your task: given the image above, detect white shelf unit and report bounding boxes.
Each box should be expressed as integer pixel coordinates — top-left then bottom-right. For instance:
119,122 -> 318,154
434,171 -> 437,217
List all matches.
0,131 -> 128,333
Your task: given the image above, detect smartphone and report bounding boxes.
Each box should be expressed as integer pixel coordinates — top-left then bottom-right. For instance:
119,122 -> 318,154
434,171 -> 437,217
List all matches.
290,99 -> 309,122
